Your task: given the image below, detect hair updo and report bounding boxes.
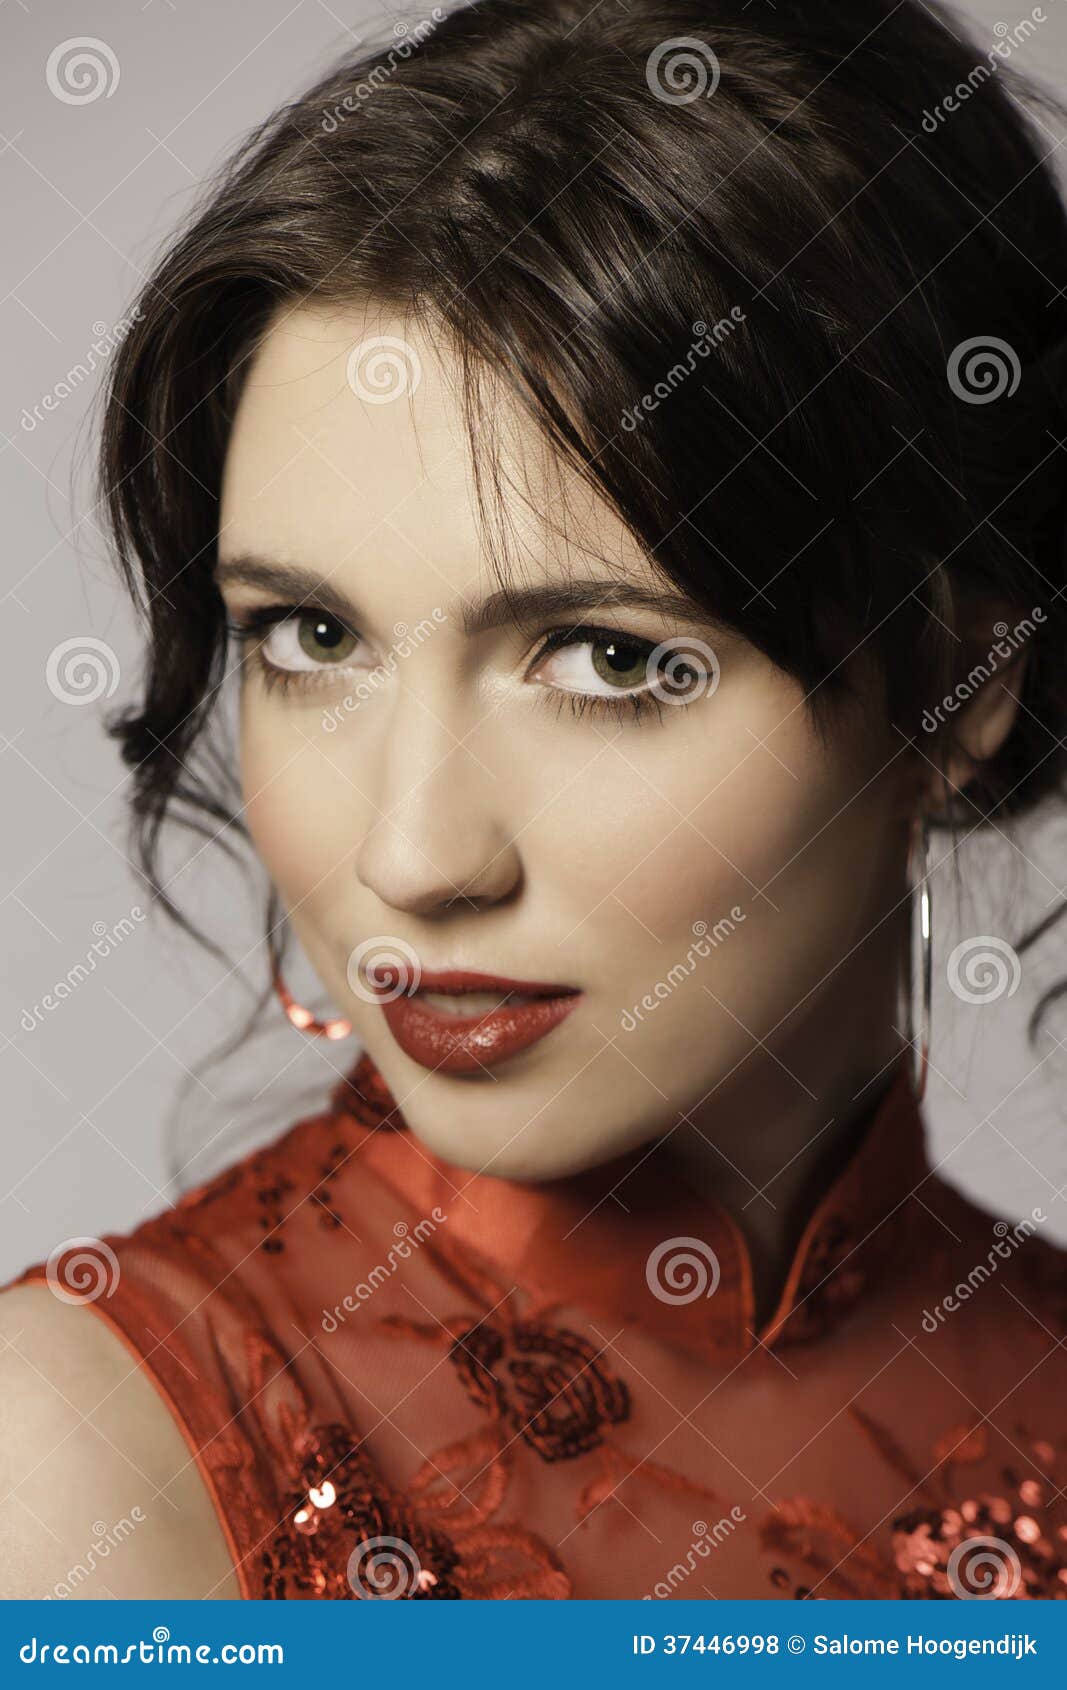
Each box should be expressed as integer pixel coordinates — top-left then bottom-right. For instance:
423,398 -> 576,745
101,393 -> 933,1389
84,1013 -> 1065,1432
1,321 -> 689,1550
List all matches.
98,0 -> 1067,1042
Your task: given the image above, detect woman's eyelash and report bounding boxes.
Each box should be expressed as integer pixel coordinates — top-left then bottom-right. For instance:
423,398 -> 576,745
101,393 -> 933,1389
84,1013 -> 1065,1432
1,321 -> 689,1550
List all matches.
539,686 -> 667,727
225,604 -> 336,641
224,606 -> 687,723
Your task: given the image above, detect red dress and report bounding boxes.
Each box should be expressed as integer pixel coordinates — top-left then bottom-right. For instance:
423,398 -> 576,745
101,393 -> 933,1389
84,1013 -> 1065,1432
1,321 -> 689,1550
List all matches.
12,1047 -> 1067,1600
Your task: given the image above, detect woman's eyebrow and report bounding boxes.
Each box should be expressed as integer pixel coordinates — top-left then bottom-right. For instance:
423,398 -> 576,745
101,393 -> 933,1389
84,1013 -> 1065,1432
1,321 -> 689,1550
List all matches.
214,556 -> 358,624
459,580 -> 715,636
214,555 -> 714,635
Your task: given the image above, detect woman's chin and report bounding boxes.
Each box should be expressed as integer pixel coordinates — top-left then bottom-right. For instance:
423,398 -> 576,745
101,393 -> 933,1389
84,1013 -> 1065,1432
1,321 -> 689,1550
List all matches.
401,1114 -> 588,1182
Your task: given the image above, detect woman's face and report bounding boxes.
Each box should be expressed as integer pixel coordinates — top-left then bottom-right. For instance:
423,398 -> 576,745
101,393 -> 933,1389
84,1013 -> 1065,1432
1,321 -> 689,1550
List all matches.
217,299 -> 916,1179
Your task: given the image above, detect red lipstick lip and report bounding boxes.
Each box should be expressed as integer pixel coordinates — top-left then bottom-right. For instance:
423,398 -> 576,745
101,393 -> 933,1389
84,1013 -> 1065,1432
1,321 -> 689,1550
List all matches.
366,966 -> 582,1074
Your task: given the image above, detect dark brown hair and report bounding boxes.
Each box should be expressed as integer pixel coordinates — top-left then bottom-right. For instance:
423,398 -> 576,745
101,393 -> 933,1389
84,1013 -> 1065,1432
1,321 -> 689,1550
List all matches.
98,0 -> 1067,1046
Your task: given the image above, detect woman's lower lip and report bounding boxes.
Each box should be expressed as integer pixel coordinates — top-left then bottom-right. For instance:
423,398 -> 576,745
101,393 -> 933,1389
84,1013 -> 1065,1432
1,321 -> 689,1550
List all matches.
377,990 -> 581,1073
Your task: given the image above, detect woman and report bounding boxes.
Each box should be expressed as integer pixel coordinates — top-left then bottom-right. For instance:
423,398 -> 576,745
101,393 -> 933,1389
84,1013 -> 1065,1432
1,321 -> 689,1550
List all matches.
3,0 -> 1067,1601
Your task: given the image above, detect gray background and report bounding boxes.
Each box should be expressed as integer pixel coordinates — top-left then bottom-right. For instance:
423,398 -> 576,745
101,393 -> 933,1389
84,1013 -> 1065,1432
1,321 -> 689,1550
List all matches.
3,0 -> 1067,1282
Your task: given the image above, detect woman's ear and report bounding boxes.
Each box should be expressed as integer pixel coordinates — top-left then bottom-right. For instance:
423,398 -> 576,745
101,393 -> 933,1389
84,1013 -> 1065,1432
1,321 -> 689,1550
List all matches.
919,599 -> 1033,815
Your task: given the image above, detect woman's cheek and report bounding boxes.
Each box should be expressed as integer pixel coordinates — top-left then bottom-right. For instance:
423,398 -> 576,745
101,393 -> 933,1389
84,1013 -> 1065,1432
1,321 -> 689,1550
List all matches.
240,713 -> 339,906
552,692 -> 814,943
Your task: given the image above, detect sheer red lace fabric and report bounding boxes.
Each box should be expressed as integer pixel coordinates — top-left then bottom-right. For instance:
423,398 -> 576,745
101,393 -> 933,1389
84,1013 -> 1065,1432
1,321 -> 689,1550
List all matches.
13,1048 -> 1067,1599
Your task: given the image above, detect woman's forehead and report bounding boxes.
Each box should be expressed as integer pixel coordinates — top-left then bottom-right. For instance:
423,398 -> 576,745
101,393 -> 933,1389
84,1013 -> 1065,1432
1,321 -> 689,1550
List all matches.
219,298 -> 656,606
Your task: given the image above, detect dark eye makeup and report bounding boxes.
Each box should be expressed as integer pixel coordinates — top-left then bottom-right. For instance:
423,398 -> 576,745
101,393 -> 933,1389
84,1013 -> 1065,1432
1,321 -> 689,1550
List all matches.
225,604 -> 701,725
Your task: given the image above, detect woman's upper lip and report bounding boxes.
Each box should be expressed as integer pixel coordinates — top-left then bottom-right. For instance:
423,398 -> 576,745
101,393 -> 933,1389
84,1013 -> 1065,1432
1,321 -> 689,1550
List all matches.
370,966 -> 579,997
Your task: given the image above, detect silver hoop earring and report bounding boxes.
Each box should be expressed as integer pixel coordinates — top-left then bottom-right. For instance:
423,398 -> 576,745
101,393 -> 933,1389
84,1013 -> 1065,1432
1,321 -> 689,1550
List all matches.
904,805 -> 932,1103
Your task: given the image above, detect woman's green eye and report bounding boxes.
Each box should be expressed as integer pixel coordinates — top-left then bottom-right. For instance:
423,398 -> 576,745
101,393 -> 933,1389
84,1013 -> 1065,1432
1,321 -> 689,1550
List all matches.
257,611 -> 362,673
534,631 -> 657,699
590,637 -> 651,690
534,629 -> 675,699
297,614 -> 357,664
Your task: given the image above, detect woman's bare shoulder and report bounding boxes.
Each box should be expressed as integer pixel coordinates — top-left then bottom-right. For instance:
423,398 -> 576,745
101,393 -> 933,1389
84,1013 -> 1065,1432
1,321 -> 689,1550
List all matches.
0,1282 -> 242,1599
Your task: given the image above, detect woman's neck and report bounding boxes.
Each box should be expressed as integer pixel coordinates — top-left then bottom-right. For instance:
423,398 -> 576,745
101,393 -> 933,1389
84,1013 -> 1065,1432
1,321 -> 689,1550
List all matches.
653,912 -> 908,1330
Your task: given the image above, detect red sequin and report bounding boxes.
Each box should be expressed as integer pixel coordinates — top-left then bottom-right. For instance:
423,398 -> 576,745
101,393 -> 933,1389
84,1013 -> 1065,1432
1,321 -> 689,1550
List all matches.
260,1413 -> 571,1599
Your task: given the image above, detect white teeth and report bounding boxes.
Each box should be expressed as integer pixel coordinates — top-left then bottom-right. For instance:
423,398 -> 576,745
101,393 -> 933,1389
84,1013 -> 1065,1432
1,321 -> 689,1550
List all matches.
419,990 -> 523,1016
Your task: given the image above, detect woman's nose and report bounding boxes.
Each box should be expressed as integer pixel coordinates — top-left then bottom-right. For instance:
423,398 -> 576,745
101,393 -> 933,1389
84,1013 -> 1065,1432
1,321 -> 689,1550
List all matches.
352,693 -> 522,917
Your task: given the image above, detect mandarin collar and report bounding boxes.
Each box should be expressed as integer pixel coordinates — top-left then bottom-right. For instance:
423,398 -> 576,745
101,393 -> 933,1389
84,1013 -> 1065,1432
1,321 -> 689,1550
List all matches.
329,1049 -> 928,1363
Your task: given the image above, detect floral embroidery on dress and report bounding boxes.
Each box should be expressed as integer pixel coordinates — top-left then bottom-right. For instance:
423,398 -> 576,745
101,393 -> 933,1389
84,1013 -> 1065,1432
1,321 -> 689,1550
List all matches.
448,1314 -> 631,1462
174,1117 -> 353,1254
259,1406 -> 571,1599
306,1137 -> 350,1235
261,1419 -> 462,1598
373,1247 -> 729,1527
761,1411 -> 1067,1599
255,1167 -> 300,1255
